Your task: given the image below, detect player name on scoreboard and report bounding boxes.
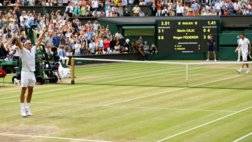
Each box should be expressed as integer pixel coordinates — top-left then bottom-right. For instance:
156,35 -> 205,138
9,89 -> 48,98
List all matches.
157,19 -> 218,53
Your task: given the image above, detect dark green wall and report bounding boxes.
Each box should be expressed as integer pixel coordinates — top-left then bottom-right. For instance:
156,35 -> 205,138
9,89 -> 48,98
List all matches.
218,30 -> 252,60
99,21 -> 119,35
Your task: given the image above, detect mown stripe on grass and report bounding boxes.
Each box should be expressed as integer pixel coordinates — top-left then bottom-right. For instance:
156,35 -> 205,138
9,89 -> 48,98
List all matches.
157,107 -> 252,142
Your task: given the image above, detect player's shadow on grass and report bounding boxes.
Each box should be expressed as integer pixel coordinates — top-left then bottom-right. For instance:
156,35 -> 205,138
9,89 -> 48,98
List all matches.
72,82 -> 252,91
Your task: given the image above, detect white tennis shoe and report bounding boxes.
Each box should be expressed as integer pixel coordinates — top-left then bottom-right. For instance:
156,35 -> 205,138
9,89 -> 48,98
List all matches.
20,106 -> 27,117
246,69 -> 250,74
25,104 -> 32,116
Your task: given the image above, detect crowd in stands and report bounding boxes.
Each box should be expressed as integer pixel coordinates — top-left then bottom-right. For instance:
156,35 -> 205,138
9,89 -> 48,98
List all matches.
155,0 -> 252,16
1,0 -> 252,16
0,6 -> 158,62
0,9 -> 133,61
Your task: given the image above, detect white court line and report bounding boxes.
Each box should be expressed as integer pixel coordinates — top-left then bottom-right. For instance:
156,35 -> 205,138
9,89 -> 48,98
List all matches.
101,88 -> 185,107
0,132 -> 112,142
133,106 -> 237,113
0,87 -> 83,101
233,132 -> 252,142
190,75 -> 241,87
157,107 -> 252,142
26,102 -> 237,113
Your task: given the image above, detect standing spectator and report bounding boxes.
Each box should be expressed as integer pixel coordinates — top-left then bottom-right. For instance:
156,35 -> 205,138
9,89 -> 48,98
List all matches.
176,2 -> 184,16
65,2 -> 73,17
206,35 -> 217,62
52,32 -> 61,48
155,0 -> 162,16
63,0 -> 68,6
226,0 -> 235,16
129,0 -> 135,5
121,0 -> 128,7
72,3 -> 81,16
214,0 -> 223,16
91,0 -> 99,11
191,0 -> 200,15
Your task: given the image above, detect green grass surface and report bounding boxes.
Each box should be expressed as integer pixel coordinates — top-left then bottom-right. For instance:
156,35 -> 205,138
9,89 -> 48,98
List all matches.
0,62 -> 251,142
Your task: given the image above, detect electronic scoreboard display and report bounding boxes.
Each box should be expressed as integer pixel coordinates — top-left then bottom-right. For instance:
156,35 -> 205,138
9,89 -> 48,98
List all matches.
156,18 -> 219,53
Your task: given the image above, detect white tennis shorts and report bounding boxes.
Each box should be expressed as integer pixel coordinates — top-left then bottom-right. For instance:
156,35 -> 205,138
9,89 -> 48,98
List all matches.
21,71 -> 36,87
241,50 -> 248,62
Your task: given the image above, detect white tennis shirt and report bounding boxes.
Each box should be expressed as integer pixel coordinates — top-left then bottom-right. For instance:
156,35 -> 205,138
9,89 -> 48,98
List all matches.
238,38 -> 250,53
16,46 -> 36,72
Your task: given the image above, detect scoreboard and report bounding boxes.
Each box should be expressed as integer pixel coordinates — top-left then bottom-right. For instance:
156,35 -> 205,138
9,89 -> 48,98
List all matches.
156,19 -> 219,53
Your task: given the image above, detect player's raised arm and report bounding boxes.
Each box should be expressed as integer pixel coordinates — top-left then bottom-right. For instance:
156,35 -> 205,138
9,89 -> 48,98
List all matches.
13,37 -> 24,49
35,27 -> 48,48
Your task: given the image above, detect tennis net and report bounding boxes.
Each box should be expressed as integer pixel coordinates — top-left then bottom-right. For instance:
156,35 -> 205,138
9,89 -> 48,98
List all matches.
69,58 -> 252,90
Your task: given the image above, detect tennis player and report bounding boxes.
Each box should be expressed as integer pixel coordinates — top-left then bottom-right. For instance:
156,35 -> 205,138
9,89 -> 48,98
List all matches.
14,27 -> 47,117
236,33 -> 251,73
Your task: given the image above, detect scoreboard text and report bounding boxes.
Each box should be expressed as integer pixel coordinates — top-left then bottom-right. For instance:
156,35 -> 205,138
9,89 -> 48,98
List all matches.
156,19 -> 219,53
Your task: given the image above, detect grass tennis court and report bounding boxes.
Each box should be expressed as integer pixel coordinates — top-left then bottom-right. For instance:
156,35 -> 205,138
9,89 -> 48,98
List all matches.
0,62 -> 252,142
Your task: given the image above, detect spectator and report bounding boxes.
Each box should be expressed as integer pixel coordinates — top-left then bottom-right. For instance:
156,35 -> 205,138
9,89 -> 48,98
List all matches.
1,0 -> 251,17
132,5 -> 141,16
103,37 -> 111,54
88,39 -> 96,54
214,0 -> 222,15
123,38 -> 131,53
191,0 -> 200,15
176,2 -> 184,16
0,42 -> 9,59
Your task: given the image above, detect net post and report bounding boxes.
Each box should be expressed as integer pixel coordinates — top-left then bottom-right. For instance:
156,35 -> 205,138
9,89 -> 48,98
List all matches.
186,64 -> 189,87
70,57 -> 75,84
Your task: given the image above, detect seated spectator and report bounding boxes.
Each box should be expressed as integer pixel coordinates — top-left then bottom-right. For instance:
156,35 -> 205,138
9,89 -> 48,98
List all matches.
114,37 -> 121,53
88,39 -> 96,54
103,37 -> 111,54
123,38 -> 131,53
132,5 -> 141,16
143,41 -> 150,54
57,45 -> 67,65
149,43 -> 158,54
0,42 -> 9,59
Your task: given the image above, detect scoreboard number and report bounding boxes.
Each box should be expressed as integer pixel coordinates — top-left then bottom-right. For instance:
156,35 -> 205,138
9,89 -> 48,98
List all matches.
156,19 -> 219,53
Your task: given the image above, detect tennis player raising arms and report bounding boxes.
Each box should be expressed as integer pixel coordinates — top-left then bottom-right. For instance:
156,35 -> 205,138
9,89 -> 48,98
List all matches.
13,27 -> 47,117
236,33 -> 251,73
